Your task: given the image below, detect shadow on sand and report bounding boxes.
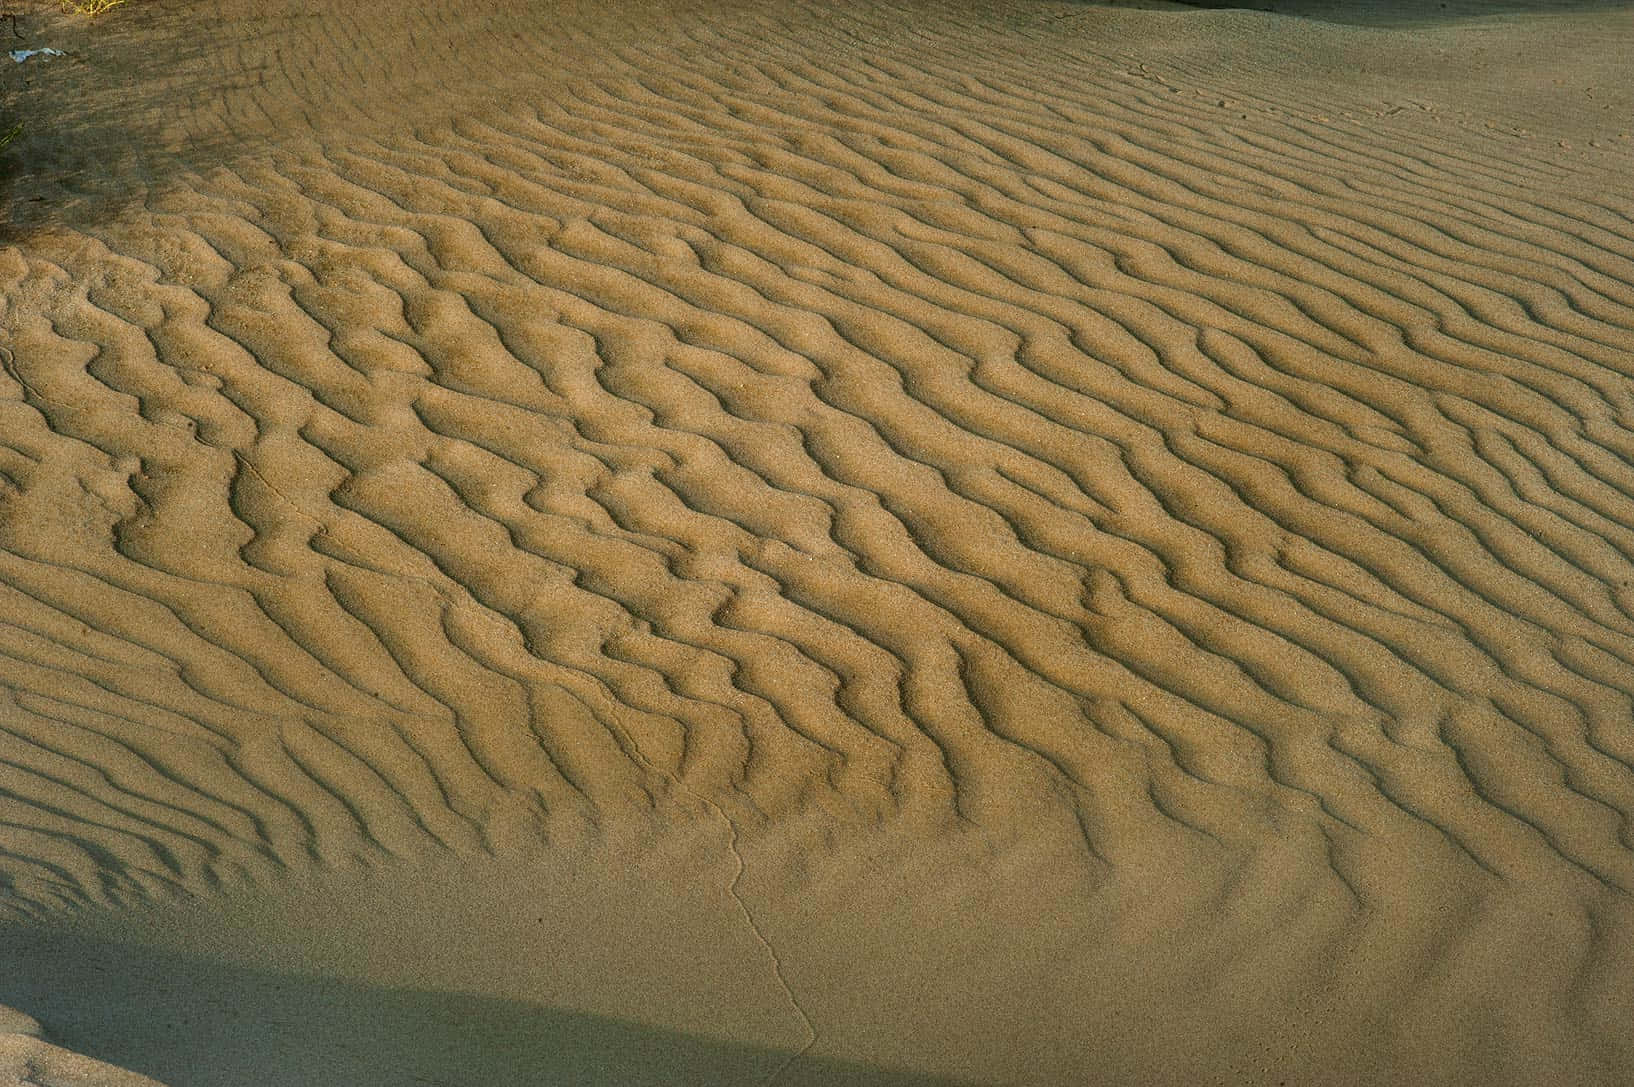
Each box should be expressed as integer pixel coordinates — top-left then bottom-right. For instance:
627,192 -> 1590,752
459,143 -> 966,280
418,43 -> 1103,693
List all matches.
0,924 -> 971,1087
1149,0 -> 1634,25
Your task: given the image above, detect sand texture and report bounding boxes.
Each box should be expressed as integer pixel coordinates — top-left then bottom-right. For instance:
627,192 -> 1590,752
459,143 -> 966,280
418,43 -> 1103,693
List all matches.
2,0 -> 1634,1083
0,1003 -> 168,1087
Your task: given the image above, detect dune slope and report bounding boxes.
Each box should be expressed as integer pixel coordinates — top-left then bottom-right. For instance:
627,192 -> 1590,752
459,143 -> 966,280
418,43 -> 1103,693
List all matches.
2,0 -> 1634,1083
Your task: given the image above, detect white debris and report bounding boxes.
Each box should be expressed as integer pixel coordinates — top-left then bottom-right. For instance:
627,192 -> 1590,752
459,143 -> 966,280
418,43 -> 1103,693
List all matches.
10,48 -> 66,63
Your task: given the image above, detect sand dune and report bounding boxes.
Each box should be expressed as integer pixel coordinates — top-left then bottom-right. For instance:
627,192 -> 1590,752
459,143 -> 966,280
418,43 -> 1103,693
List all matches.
0,1003 -> 167,1087
2,0 -> 1634,1083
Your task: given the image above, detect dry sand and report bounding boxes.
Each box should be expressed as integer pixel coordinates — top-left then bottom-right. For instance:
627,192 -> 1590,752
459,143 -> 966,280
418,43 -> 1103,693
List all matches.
2,0 -> 1634,1082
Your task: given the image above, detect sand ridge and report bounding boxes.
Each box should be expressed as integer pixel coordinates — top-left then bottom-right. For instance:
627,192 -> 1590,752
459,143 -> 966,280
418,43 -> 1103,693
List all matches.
2,0 -> 1634,1083
0,1002 -> 167,1087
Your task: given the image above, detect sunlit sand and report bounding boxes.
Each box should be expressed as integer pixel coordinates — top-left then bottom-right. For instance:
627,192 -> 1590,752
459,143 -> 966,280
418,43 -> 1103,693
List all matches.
2,0 -> 1633,1082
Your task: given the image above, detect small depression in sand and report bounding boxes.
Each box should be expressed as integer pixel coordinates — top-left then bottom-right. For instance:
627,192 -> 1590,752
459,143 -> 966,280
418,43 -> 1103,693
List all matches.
2,0 -> 1633,1083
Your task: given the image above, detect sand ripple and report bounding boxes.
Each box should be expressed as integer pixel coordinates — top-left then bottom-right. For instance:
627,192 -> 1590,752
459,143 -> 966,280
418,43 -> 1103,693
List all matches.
2,1 -> 1634,1081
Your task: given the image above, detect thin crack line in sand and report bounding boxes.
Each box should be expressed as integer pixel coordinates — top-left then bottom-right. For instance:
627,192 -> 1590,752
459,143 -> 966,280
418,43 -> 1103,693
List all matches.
231,450 -> 321,522
231,450 -> 447,592
603,719 -> 818,1082
236,447 -> 817,1073
0,344 -> 53,406
706,791 -> 819,1086
233,450 -> 573,639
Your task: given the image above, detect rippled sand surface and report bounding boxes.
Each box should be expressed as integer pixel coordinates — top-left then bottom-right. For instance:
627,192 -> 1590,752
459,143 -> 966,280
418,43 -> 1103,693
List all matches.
2,0 -> 1634,1083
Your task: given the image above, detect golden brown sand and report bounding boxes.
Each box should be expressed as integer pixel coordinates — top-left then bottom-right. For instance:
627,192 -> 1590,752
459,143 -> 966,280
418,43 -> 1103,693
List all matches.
2,0 -> 1633,1083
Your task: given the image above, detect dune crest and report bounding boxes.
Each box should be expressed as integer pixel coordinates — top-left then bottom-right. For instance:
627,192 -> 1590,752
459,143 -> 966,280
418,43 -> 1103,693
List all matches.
0,1005 -> 168,1087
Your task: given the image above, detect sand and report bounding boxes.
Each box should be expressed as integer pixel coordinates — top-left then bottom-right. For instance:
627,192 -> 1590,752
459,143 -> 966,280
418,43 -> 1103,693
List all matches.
2,0 -> 1633,1082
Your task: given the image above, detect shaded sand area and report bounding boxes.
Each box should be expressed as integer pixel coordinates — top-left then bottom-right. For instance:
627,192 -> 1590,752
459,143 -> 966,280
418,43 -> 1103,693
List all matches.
4,0 -> 1634,1082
